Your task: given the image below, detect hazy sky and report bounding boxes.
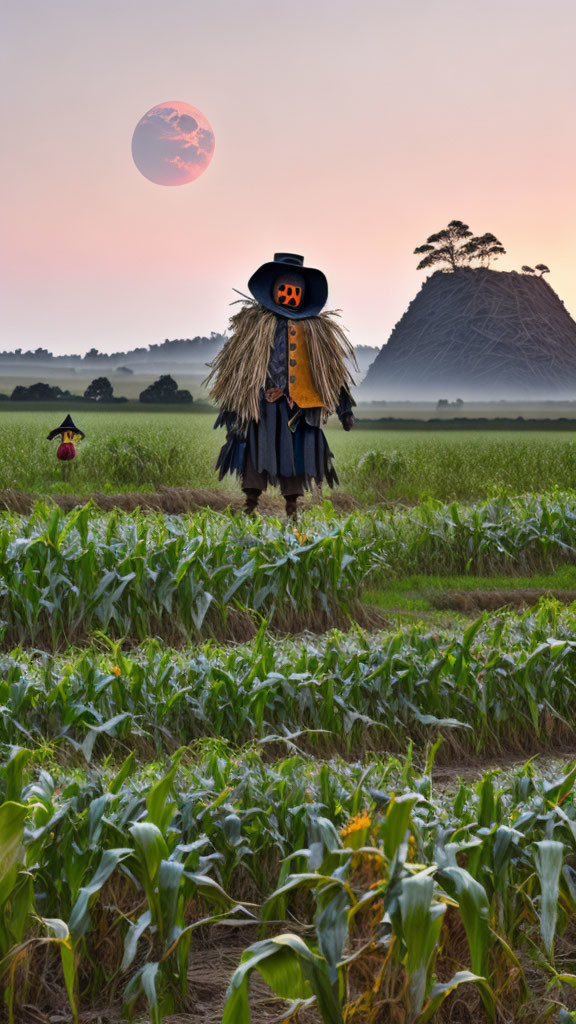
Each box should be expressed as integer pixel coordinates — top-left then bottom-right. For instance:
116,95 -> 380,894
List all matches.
2,0 -> 576,355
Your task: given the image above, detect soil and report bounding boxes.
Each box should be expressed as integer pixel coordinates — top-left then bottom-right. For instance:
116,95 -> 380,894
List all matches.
432,587 -> 576,611
430,746 -> 576,786
0,486 -> 362,516
14,931 -> 321,1024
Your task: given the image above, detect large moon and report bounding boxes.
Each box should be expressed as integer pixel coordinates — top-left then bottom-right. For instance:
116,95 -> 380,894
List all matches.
131,100 -> 215,186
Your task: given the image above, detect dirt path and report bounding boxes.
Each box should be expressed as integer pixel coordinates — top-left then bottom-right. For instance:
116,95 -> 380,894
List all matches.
0,486 -> 362,516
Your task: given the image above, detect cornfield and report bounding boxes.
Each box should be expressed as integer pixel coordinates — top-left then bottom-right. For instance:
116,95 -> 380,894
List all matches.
2,599 -> 576,758
3,741 -> 576,1021
2,491 -> 576,647
2,489 -> 576,1022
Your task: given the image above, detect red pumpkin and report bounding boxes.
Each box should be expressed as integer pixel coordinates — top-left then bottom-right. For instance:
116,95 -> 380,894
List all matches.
57,442 -> 76,461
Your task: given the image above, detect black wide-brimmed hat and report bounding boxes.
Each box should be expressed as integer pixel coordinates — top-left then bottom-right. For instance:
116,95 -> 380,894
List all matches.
47,413 -> 85,441
247,253 -> 328,319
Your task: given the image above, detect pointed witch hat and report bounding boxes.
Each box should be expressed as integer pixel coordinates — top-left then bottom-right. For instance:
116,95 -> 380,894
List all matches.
47,413 -> 85,441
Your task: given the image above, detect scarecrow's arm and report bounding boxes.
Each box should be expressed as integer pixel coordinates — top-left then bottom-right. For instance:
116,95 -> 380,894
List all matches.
336,386 -> 355,430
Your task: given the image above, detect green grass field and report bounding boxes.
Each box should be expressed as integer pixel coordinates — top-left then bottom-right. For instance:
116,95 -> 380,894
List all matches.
4,412 -> 576,1022
3,407 -> 576,501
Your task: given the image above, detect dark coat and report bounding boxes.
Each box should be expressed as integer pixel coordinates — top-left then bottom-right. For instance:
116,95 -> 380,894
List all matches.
214,315 -> 355,488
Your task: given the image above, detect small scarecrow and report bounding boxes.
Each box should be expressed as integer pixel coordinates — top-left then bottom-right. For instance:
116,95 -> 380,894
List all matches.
204,252 -> 357,518
47,413 -> 85,461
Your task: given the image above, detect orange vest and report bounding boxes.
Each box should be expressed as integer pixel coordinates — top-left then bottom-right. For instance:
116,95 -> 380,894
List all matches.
286,321 -> 323,408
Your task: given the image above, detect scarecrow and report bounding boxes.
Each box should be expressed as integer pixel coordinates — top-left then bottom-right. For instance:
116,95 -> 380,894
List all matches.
204,253 -> 357,518
47,413 -> 85,461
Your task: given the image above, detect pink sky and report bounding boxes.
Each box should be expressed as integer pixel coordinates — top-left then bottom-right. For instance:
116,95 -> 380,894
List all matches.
1,0 -> 576,354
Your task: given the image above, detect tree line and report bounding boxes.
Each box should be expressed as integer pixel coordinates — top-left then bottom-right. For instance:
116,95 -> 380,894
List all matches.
0,334 -> 226,365
2,375 -> 193,404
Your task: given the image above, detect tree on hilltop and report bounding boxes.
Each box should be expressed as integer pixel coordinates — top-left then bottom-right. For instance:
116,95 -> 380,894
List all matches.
414,219 -> 506,271
461,232 -> 506,267
522,264 -> 550,277
414,220 -> 473,271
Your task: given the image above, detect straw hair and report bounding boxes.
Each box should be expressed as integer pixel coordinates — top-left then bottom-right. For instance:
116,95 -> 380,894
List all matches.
203,299 -> 358,427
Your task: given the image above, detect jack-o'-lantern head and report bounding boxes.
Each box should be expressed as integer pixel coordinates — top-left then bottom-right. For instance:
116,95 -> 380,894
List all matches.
248,253 -> 328,319
273,273 -> 305,310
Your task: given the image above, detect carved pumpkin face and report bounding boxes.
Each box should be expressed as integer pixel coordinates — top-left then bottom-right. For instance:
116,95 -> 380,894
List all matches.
273,275 -> 304,309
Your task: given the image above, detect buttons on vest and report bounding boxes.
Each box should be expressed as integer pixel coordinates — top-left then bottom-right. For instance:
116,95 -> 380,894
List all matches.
286,320 -> 322,407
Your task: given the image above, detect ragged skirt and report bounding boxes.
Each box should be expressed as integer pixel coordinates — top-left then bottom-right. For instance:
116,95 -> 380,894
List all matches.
214,395 -> 339,490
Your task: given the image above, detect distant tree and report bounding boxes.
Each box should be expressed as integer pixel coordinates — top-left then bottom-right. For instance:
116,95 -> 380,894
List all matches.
415,220 -> 506,271
174,388 -> 193,403
521,266 -> 535,274
11,382 -> 67,401
115,365 -> 134,375
11,386 -> 29,400
83,347 -> 101,361
461,232 -> 506,267
535,264 -> 550,277
139,374 -> 193,404
84,376 -> 114,402
140,374 -> 177,403
437,397 -> 464,409
414,220 -> 473,271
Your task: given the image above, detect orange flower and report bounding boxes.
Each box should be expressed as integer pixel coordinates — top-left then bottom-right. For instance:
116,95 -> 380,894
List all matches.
112,666 -> 122,677
340,811 -> 372,839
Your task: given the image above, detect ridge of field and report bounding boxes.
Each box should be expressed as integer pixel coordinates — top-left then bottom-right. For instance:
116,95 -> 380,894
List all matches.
4,409 -> 576,500
365,564 -> 576,613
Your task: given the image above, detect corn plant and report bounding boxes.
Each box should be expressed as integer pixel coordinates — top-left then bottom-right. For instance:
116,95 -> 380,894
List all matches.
4,599 -> 576,759
4,745 -> 576,1019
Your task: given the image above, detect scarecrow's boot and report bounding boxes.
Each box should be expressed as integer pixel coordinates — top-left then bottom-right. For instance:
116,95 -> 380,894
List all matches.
285,494 -> 299,522
243,488 -> 261,516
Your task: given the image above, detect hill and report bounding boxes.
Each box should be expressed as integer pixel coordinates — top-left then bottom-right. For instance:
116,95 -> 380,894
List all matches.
362,268 -> 576,398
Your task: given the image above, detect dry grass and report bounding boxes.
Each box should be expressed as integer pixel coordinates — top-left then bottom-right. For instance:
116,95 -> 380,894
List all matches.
10,930 -> 322,1024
